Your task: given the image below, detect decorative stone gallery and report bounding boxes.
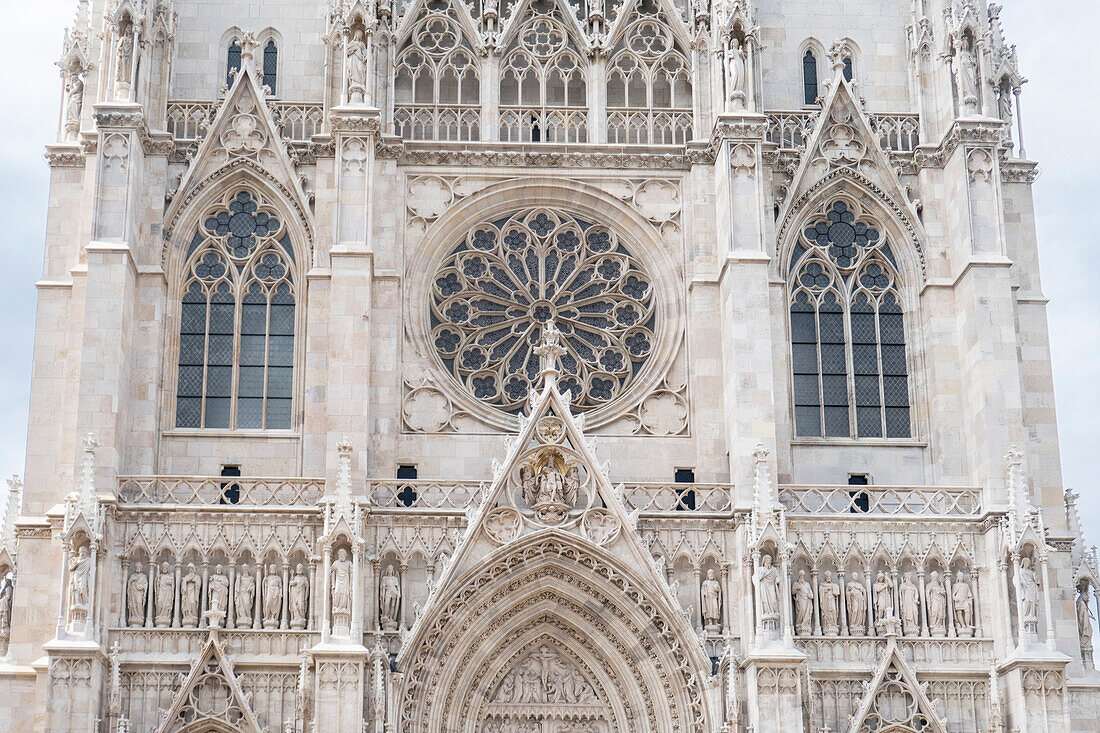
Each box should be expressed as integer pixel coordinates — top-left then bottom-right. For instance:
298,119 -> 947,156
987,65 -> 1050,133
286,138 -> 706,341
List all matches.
1,0 -> 1097,730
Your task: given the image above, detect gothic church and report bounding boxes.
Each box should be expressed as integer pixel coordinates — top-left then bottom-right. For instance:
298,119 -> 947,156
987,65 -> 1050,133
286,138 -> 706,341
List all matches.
0,0 -> 1095,729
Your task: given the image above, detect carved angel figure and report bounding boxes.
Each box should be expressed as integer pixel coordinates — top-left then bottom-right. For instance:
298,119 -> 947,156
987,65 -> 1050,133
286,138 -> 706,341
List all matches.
346,30 -> 369,104
180,564 -> 201,628
289,564 -> 309,629
701,568 -> 722,630
818,571 -> 840,636
379,564 -> 401,631
952,572 -> 974,636
846,571 -> 867,636
235,565 -> 255,628
154,562 -> 174,627
926,571 -> 947,637
793,570 -> 814,635
127,563 -> 148,626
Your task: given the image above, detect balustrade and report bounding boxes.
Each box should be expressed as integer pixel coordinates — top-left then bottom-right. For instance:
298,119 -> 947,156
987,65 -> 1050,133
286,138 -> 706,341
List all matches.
779,484 -> 981,516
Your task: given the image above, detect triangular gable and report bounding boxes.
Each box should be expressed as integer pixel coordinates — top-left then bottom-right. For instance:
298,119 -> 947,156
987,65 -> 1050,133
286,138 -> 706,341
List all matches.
393,0 -> 481,52
497,0 -> 591,55
849,636 -> 947,733
164,40 -> 310,238
403,322 -> 701,659
605,0 -> 693,53
156,629 -> 262,733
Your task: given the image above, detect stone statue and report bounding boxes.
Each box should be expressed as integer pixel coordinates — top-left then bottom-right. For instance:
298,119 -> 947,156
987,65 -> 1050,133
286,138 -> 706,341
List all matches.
379,563 -> 401,631
753,554 -> 781,632
116,33 -> 134,86
206,565 -> 230,627
520,466 -> 537,506
726,37 -> 747,107
563,466 -> 580,507
64,75 -> 84,139
331,549 -> 354,635
846,571 -> 867,635
289,564 -> 309,629
127,563 -> 148,626
899,572 -> 920,635
1017,557 -> 1040,628
180,564 -> 201,628
346,29 -> 368,105
262,564 -> 283,629
952,572 -> 973,636
535,462 -> 567,505
956,43 -> 979,113
235,565 -> 255,628
701,568 -> 722,630
1078,587 -> 1094,652
0,579 -> 13,635
818,571 -> 840,636
154,562 -> 174,627
873,572 -> 893,632
493,646 -> 598,705
69,545 -> 92,612
926,571 -> 947,637
793,570 -> 814,635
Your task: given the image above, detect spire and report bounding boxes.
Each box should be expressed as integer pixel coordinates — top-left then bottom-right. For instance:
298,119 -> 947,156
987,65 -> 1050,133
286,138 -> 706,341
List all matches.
77,433 -> 98,516
1,475 -> 22,555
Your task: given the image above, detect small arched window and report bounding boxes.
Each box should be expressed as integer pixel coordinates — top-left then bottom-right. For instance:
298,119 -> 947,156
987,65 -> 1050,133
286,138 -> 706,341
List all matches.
802,49 -> 818,105
788,200 -> 911,439
262,40 -> 278,94
227,39 -> 242,86
842,56 -> 854,83
175,189 -> 296,430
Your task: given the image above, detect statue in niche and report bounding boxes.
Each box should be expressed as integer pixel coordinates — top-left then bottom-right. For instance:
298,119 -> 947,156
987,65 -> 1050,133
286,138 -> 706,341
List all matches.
289,564 -> 309,629
64,74 -> 84,140
330,549 -> 354,635
235,564 -> 255,628
1078,587 -> 1094,654
725,36 -> 747,108
127,563 -> 148,626
154,562 -> 174,627
753,554 -> 781,632
701,568 -> 722,631
846,571 -> 867,635
520,466 -> 536,506
0,579 -> 13,637
536,462 -> 566,505
899,572 -> 920,635
563,466 -> 580,507
873,572 -> 894,633
262,564 -> 283,629
346,29 -> 368,105
180,564 -> 201,628
69,545 -> 92,611
818,571 -> 840,636
956,41 -> 979,113
206,565 -> 230,627
379,563 -> 401,631
952,572 -> 974,637
792,570 -> 814,635
525,452 -> 575,524
926,571 -> 947,637
116,31 -> 134,87
1017,557 -> 1040,629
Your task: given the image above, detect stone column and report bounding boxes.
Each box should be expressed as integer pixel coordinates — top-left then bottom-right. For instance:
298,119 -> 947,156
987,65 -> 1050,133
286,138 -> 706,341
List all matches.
1010,553 -> 1025,646
281,562 -> 291,630
972,565 -> 984,638
118,556 -> 130,628
838,571 -> 849,636
352,541 -> 364,639
1039,554 -> 1055,648
1013,86 -> 1026,158
172,561 -> 181,628
945,571 -> 957,638
811,569 -> 822,636
200,561 -> 209,627
321,546 -> 332,641
145,561 -> 156,629
309,558 -> 318,631
227,563 -> 236,629
751,551 -> 763,641
720,562 -> 731,635
692,565 -> 703,630
778,550 -> 794,644
918,570 -> 928,637
252,566 -> 262,631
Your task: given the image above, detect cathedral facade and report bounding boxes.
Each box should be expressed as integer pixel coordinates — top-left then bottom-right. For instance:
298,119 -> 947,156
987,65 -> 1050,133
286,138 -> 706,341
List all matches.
0,0 -> 1096,729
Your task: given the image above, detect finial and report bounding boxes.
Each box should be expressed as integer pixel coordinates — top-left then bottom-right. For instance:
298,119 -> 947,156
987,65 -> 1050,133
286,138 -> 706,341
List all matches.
534,319 -> 566,387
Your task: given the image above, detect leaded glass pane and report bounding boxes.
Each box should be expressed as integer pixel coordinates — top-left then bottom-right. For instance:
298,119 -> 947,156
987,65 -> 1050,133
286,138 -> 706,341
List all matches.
227,41 -> 242,86
265,397 -> 292,429
238,366 -> 265,398
886,407 -> 911,438
793,374 -> 820,405
791,343 -> 818,373
803,50 -> 818,105
268,335 -> 294,367
176,397 -> 201,428
824,405 -> 850,437
857,406 -> 882,437
795,405 -> 821,437
205,397 -> 231,429
263,41 -> 278,94
854,375 -> 881,406
237,398 -> 263,429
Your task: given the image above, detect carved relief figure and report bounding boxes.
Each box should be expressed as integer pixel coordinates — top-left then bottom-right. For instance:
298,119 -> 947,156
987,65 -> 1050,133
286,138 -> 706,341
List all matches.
873,572 -> 893,632
818,570 -> 840,636
492,647 -> 597,705
180,564 -> 201,628
793,570 -> 814,635
235,564 -> 255,628
154,562 -> 174,627
1017,557 -> 1040,628
701,568 -> 722,631
563,466 -> 580,507
536,462 -> 567,505
520,466 -> 536,506
899,572 -> 920,635
289,564 -> 309,629
262,564 -> 283,629
207,565 -> 230,627
127,563 -> 148,626
346,29 -> 368,104
379,564 -> 401,631
926,571 -> 947,636
953,572 -> 974,636
846,571 -> 867,635
753,554 -> 781,632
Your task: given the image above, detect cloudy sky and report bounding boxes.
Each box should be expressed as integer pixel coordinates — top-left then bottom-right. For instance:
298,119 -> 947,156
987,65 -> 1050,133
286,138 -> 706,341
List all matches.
0,1 -> 1095,535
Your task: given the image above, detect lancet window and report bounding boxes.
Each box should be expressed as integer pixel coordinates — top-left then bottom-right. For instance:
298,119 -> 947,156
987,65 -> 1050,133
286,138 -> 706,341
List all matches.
394,1 -> 481,141
262,40 -> 278,94
802,49 -> 818,105
227,39 -> 242,86
499,6 -> 588,143
606,2 -> 693,144
788,200 -> 911,439
175,189 -> 296,430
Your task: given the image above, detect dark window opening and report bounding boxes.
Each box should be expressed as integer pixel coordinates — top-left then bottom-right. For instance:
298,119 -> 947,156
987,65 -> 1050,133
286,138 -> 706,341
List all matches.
674,469 -> 696,511
803,49 -> 819,105
530,113 -> 542,143
842,56 -> 854,83
397,465 -> 418,507
263,40 -> 278,94
848,473 -> 869,513
219,465 -> 241,505
227,40 -> 242,86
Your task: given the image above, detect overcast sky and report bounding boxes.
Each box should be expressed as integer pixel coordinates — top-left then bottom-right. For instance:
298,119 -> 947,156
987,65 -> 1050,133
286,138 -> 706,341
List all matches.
0,2 -> 1095,536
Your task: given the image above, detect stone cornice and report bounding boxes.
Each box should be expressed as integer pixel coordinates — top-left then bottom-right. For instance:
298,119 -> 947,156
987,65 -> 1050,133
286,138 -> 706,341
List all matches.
392,144 -> 694,170
43,144 -> 86,168
1001,159 -> 1040,184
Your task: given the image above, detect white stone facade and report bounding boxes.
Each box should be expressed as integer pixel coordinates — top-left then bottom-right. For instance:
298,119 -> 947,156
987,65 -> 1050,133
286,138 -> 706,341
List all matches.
0,0 -> 1096,730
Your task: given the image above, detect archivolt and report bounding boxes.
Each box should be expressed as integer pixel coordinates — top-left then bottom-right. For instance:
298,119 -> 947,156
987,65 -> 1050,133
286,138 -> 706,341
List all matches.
398,533 -> 709,732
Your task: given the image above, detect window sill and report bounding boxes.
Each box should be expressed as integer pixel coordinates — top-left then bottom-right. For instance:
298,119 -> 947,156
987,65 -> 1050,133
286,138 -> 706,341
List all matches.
790,438 -> 927,448
161,429 -> 301,440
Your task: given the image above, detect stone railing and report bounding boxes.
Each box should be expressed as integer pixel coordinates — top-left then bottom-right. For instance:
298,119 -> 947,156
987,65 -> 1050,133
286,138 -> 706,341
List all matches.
394,104 -> 481,141
166,100 -> 324,141
369,479 -> 483,511
621,483 -> 731,514
606,109 -> 694,146
778,484 -> 982,517
117,476 -> 325,507
765,111 -> 921,152
498,106 -> 589,144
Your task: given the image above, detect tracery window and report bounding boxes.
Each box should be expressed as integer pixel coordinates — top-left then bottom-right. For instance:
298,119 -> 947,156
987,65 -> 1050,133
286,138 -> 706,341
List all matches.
394,0 -> 480,141
175,189 -> 296,430
606,2 -> 693,144
788,200 -> 911,439
499,6 -> 588,143
430,210 -> 655,414
262,40 -> 278,94
227,39 -> 242,86
802,49 -> 818,105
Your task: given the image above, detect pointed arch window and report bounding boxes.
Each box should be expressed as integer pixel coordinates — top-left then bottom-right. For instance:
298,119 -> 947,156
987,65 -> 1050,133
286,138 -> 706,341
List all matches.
394,1 -> 481,141
262,40 -> 278,94
606,3 -> 693,145
175,189 -> 297,430
788,200 -> 911,439
227,39 -> 242,86
842,55 -> 854,83
802,49 -> 818,105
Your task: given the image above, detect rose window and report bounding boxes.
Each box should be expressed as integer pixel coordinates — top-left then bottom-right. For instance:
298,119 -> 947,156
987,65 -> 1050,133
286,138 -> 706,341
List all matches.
430,209 -> 656,414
